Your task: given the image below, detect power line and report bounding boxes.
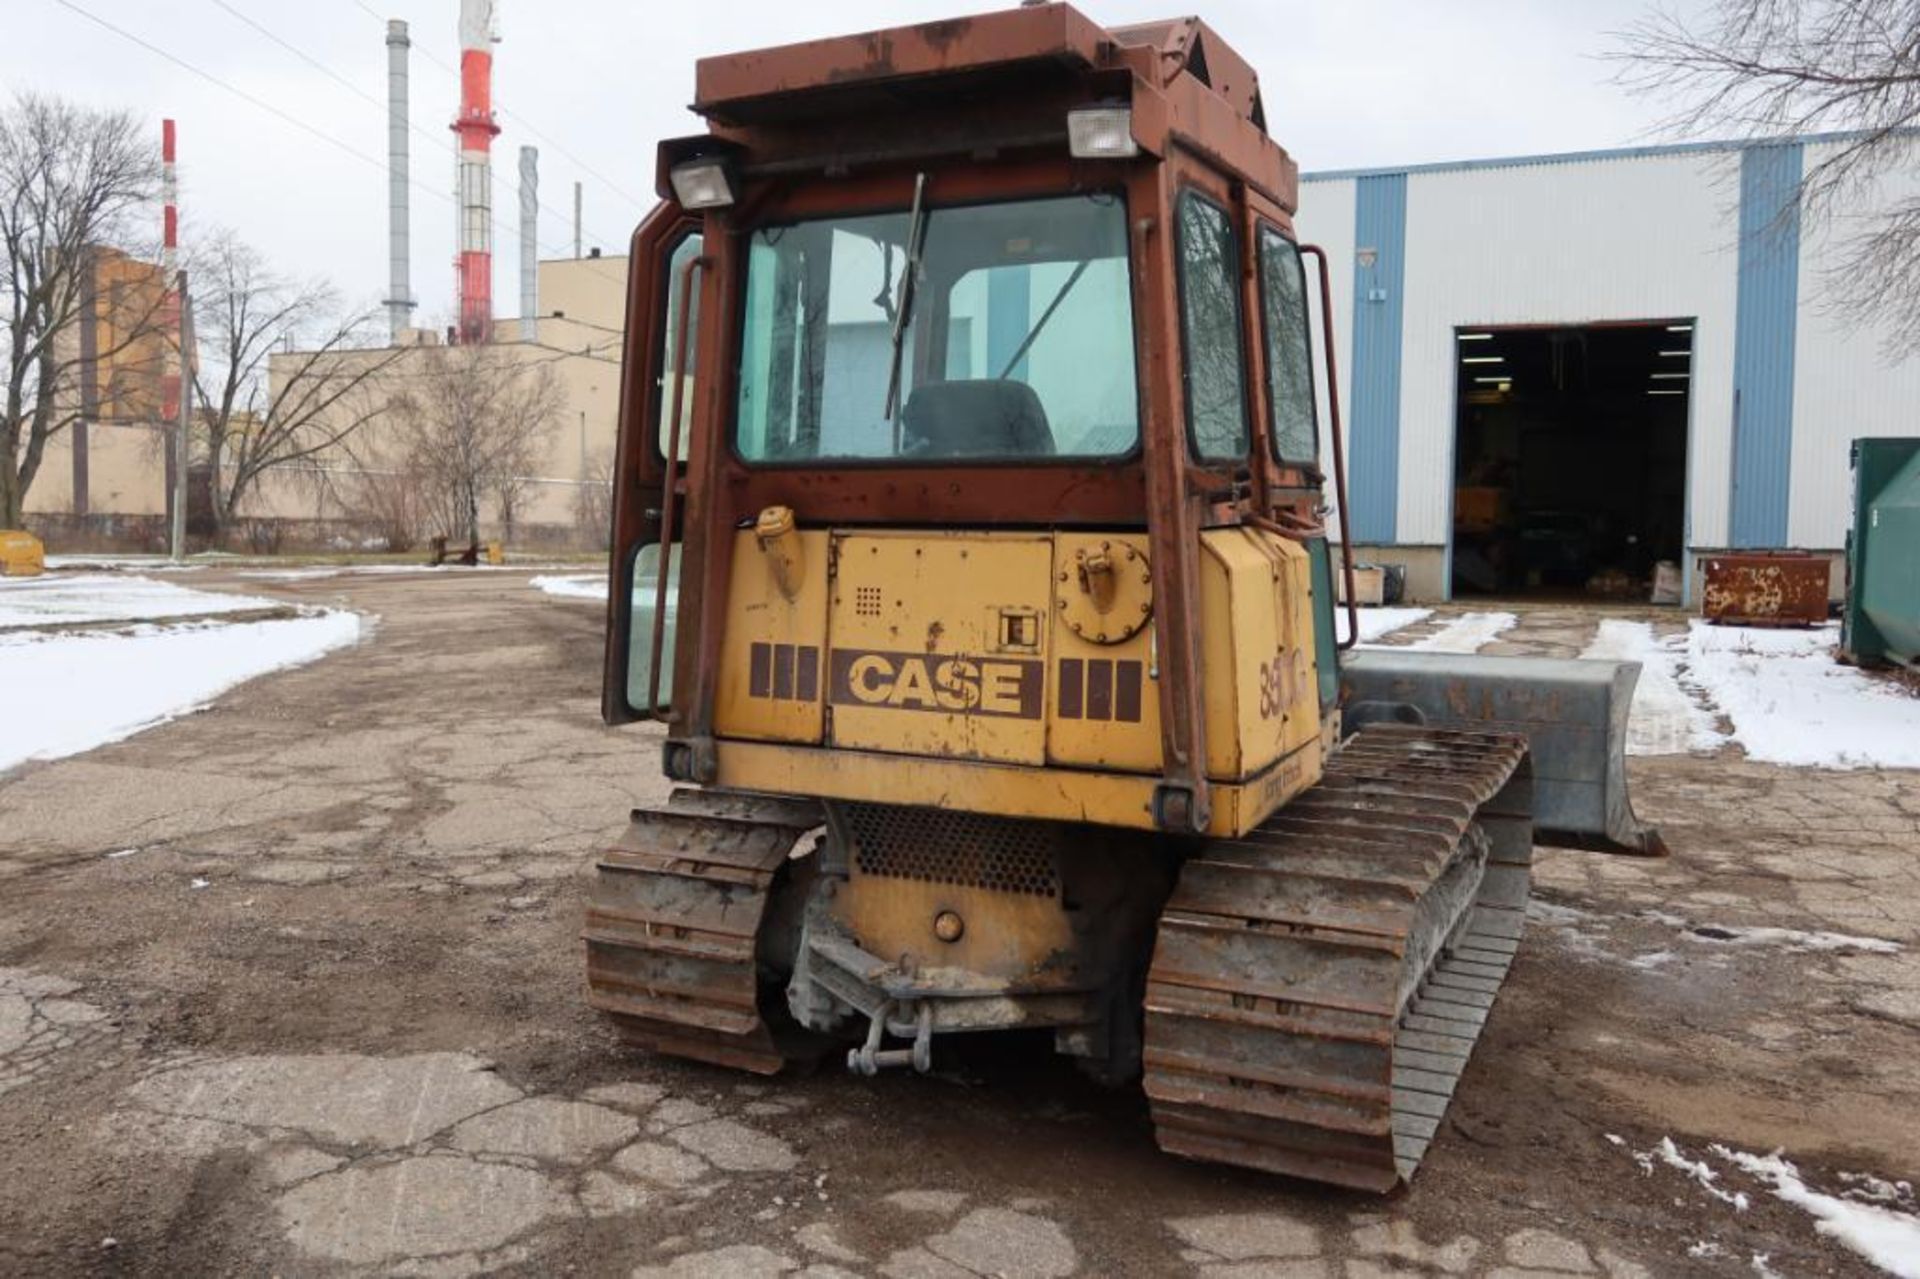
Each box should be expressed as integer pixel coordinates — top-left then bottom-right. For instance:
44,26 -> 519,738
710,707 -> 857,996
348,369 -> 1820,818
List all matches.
52,0 -> 577,264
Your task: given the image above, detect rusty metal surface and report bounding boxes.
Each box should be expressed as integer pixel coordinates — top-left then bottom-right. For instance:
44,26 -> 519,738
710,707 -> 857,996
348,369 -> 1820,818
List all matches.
693,5 -> 1111,123
1142,724 -> 1532,1192
582,789 -> 822,1074
1701,552 -> 1830,627
1340,649 -> 1665,856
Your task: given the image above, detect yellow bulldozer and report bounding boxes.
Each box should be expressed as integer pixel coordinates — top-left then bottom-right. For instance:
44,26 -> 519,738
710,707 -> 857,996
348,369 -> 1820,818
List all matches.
587,5 -> 1657,1193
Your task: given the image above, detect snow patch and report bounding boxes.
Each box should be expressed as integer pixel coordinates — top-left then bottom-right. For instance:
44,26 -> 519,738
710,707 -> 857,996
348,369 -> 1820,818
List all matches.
530,574 -> 607,602
1685,621 -> 1920,769
1713,1145 -> 1920,1279
0,574 -> 279,628
1649,1137 -> 1750,1211
0,613 -> 362,772
1340,606 -> 1432,646
1405,611 -> 1517,654
1839,1173 -> 1916,1208
1579,619 -> 1726,755
1685,923 -> 1900,955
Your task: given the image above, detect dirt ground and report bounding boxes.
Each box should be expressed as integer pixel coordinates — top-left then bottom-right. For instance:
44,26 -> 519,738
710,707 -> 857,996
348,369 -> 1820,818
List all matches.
2,571 -> 1916,1278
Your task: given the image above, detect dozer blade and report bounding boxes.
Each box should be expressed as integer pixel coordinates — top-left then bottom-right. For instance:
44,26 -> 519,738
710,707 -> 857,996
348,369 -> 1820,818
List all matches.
1340,649 -> 1664,856
583,789 -> 823,1074
1143,724 -> 1533,1192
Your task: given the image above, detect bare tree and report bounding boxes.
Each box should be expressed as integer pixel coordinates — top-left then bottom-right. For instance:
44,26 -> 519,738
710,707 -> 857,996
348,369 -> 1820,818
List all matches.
573,447 -> 615,551
1,95 -> 160,527
394,344 -> 565,548
1614,1 -> 1920,351
189,230 -> 406,543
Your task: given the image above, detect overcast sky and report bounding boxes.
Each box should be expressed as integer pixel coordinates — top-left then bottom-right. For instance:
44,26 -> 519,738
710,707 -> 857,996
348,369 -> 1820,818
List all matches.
5,0 -> 1690,325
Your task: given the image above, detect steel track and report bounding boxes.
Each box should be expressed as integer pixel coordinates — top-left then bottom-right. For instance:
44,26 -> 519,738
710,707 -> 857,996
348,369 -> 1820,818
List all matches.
1143,723 -> 1533,1192
583,790 -> 823,1074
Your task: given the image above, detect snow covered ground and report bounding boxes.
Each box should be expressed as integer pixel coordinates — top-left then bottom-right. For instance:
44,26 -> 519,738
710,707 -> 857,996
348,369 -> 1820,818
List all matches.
530,573 -> 608,602
0,574 -> 281,628
1575,618 -> 1917,769
1686,622 -> 1920,769
1612,1136 -> 1920,1279
1580,619 -> 1727,756
0,574 -> 362,773
1337,606 -> 1431,645
1405,610 -> 1517,653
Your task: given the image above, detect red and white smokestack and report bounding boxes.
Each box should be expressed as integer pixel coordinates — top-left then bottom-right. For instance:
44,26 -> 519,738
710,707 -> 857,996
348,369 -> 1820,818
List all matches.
161,118 -> 181,420
452,0 -> 500,345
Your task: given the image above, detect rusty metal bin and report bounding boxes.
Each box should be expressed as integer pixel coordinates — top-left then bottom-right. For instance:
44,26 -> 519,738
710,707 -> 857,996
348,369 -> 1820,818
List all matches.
1701,551 -> 1829,626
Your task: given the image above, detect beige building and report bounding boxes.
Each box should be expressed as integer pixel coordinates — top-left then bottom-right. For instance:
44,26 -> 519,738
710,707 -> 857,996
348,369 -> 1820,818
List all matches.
27,253 -> 630,552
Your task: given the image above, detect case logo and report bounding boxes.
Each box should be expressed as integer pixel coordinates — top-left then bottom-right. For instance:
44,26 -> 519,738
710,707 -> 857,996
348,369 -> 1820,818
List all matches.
827,649 -> 1042,719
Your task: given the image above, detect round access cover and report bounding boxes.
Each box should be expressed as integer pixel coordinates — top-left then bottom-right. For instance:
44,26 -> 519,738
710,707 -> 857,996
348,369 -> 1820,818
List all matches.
1055,539 -> 1152,645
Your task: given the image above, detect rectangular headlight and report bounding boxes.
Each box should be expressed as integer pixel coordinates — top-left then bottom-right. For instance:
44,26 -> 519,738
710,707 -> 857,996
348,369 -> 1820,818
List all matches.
1068,107 -> 1138,159
669,159 -> 736,210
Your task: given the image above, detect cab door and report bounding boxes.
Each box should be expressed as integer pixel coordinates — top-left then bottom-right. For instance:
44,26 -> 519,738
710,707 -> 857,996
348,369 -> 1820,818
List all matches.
604,206 -> 703,724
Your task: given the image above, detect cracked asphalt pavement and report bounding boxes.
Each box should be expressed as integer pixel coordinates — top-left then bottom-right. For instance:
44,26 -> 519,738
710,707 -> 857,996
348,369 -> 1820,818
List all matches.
1,571 -> 1916,1276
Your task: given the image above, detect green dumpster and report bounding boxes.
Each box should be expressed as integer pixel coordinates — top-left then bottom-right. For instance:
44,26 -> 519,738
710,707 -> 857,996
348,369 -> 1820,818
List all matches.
1843,437 -> 1920,668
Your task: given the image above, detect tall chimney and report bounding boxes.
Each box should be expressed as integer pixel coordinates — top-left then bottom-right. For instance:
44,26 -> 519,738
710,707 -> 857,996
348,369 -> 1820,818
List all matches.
453,0 -> 500,345
573,180 -> 582,259
386,19 -> 412,343
519,146 -> 538,342
161,119 -> 180,422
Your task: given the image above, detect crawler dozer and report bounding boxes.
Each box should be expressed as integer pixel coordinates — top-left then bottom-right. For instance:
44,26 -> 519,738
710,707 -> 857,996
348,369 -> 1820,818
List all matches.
588,5 -> 1658,1192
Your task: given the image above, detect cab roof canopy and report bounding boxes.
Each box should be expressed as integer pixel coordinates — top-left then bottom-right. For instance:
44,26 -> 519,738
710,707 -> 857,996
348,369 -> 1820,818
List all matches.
670,3 -> 1292,209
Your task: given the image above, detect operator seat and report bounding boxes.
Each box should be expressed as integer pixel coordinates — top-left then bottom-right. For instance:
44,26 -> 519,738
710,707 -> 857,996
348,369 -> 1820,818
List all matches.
901,380 -> 1055,458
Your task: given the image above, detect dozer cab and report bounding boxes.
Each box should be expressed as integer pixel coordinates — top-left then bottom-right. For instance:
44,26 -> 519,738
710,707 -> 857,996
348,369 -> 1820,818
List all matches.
589,5 -> 1658,1193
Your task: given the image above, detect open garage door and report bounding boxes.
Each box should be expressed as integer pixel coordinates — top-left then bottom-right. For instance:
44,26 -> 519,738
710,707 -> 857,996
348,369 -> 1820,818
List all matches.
1450,322 -> 1691,601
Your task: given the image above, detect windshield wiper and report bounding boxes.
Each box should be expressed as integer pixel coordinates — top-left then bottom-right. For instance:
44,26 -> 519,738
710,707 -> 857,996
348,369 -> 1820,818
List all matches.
883,172 -> 929,427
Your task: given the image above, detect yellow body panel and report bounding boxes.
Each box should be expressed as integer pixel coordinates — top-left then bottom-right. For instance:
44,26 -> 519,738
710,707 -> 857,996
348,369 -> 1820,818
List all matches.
1197,528 -> 1321,780
836,872 -> 1079,989
714,737 -> 1322,838
827,532 -> 1052,766
708,520 -> 1327,835
1047,532 -> 1162,772
714,529 -> 831,743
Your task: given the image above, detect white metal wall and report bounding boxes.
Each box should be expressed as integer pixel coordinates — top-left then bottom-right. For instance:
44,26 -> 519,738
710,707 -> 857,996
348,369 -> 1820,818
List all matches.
1789,140 -> 1920,548
1298,178 -> 1355,539
1302,143 -> 1920,558
1400,152 -> 1742,547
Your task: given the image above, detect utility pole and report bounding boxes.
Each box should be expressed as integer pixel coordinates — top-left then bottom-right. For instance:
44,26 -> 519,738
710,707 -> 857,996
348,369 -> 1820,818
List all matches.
573,180 -> 583,259
171,273 -> 192,562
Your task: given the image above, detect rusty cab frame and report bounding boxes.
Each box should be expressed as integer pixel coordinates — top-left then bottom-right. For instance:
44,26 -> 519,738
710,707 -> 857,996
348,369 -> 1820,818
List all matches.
601,4 -> 1359,837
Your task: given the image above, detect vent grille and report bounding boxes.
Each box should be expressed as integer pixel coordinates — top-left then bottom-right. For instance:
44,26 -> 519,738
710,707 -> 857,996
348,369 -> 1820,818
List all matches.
842,803 -> 1060,897
854,586 -> 883,617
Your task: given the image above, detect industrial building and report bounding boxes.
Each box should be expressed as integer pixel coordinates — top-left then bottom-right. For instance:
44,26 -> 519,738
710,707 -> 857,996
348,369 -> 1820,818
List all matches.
1296,134 -> 1920,603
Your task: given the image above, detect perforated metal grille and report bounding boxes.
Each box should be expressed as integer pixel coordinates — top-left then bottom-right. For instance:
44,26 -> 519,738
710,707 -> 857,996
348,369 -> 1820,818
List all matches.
842,803 -> 1060,897
854,586 -> 883,617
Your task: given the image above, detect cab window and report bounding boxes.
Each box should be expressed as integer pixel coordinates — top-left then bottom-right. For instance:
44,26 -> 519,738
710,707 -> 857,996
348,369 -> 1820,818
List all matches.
1174,192 -> 1249,463
733,192 -> 1138,463
1257,225 -> 1317,466
656,232 -> 704,458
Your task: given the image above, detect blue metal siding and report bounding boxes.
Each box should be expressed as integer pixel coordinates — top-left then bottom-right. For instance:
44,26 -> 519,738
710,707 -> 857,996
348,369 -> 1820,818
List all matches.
1730,142 -> 1803,547
1347,173 -> 1407,543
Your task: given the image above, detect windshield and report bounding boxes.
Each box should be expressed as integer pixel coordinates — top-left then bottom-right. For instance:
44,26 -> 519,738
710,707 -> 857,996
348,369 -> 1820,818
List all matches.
734,192 -> 1139,463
